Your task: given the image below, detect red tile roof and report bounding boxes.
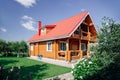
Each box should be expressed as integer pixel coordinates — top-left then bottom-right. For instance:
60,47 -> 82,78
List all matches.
28,11 -> 90,42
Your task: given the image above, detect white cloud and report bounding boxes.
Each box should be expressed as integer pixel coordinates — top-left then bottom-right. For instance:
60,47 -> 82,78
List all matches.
15,0 -> 37,8
21,15 -> 37,31
0,27 -> 7,32
22,15 -> 33,20
81,9 -> 86,12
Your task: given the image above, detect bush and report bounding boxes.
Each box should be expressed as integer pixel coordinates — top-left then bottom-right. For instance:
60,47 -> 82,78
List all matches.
72,58 -> 101,80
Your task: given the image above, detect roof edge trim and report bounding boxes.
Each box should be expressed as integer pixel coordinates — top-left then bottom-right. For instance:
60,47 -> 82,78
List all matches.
29,34 -> 69,43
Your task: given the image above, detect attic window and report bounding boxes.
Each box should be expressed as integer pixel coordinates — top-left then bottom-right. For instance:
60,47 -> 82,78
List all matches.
41,28 -> 45,33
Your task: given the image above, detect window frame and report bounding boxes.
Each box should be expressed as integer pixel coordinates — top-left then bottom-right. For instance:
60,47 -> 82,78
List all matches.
30,44 -> 34,51
46,42 -> 52,51
59,41 -> 66,51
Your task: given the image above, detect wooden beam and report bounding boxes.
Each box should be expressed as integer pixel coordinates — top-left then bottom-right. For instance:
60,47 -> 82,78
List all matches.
82,21 -> 89,26
66,39 -> 69,61
89,23 -> 94,26
54,40 -> 57,59
79,40 -> 83,58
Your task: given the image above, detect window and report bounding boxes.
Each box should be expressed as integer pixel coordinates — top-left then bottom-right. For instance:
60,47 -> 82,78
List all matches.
46,42 -> 52,51
30,45 -> 34,51
60,42 -> 66,51
81,43 -> 86,52
41,28 -> 46,33
35,43 -> 38,47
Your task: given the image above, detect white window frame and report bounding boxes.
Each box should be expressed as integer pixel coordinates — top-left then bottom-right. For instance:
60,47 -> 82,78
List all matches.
59,41 -> 66,51
35,43 -> 38,47
30,44 -> 34,51
46,42 -> 52,51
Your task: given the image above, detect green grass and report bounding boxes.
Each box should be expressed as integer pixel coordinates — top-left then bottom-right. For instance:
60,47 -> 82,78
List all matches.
0,57 -> 71,80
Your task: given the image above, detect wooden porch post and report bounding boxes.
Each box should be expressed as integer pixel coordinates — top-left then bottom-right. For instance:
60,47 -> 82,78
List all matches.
87,26 -> 90,57
79,25 -> 82,58
66,39 -> 69,61
79,40 -> 82,58
54,40 -> 57,59
29,44 -> 31,56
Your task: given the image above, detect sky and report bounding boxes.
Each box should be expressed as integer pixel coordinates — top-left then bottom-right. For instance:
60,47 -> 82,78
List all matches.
0,0 -> 119,41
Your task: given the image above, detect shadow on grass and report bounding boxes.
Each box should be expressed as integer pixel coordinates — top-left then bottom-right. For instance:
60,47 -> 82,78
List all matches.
0,64 -> 48,80
0,59 -> 19,80
0,57 -> 49,80
20,64 -> 48,80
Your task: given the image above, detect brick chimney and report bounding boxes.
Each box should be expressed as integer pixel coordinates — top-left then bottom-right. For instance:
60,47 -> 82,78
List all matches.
38,21 -> 41,36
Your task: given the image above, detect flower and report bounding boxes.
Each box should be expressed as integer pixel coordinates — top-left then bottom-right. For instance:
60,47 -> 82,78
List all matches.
87,65 -> 89,67
84,59 -> 87,61
80,76 -> 83,79
89,61 -> 92,64
71,71 -> 73,74
72,64 -> 75,69
78,66 -> 81,68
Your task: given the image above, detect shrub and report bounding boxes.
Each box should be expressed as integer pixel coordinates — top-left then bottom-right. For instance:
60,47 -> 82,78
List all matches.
72,58 -> 101,80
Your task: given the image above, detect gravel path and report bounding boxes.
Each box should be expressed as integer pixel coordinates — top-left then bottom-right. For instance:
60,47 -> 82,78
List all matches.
44,72 -> 74,80
27,56 -> 78,68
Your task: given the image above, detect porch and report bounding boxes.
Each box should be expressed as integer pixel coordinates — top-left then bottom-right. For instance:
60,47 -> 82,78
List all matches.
56,38 -> 90,61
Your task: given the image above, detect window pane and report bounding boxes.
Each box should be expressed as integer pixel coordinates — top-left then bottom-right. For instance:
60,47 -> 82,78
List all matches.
48,43 -> 51,50
47,42 -> 52,51
81,43 -> 86,51
60,42 -> 66,51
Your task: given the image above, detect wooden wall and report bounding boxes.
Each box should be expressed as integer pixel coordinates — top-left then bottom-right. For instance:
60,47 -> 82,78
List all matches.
30,40 -> 57,59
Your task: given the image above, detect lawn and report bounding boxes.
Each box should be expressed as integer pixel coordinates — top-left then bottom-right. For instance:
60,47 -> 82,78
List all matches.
0,57 -> 71,80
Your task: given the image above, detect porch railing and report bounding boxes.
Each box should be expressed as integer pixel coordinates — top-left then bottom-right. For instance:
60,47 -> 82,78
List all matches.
71,31 -> 90,41
57,51 -> 66,60
69,50 -> 82,60
90,36 -> 97,42
57,50 -> 83,61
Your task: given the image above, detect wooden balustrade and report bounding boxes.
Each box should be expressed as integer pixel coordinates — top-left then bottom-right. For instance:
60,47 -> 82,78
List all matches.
69,50 -> 82,60
90,36 -> 97,41
57,50 -> 83,61
71,30 -> 91,41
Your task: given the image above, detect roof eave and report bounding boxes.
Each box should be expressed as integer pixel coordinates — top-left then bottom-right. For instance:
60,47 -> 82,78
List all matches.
29,34 -> 69,43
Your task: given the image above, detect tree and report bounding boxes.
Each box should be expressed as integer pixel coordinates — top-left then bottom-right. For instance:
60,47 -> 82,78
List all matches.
0,39 -> 7,55
95,17 -> 120,66
19,40 -> 28,57
0,39 -> 28,57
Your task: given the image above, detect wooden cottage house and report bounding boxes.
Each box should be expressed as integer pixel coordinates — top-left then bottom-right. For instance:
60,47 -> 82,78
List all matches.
28,11 -> 97,61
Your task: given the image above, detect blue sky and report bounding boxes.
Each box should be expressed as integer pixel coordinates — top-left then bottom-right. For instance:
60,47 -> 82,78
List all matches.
0,0 -> 119,41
